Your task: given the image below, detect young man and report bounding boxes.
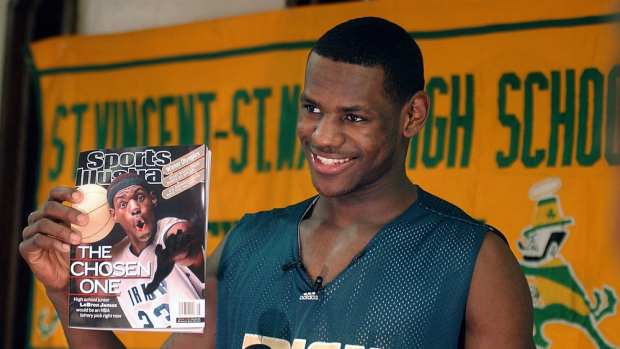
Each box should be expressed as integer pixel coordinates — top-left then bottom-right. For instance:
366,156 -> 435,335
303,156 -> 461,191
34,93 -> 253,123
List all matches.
105,172 -> 204,329
20,17 -> 534,348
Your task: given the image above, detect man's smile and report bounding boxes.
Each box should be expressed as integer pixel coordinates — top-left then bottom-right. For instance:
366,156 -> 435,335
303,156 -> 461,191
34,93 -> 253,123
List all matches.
310,151 -> 357,175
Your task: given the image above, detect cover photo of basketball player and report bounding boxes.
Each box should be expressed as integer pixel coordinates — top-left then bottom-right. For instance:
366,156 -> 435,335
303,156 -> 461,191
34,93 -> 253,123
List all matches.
68,145 -> 208,332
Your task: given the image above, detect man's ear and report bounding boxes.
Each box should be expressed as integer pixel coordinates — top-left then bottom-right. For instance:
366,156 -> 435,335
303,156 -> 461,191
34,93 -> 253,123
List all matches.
150,191 -> 158,206
401,91 -> 429,138
109,208 -> 116,220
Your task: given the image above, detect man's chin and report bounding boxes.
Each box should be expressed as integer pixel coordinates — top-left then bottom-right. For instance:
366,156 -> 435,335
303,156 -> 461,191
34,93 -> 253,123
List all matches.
134,228 -> 154,242
312,178 -> 356,198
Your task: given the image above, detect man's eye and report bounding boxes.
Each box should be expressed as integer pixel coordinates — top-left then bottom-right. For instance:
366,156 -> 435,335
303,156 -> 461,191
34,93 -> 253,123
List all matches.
303,104 -> 321,114
120,202 -> 127,209
344,113 -> 365,123
137,194 -> 144,202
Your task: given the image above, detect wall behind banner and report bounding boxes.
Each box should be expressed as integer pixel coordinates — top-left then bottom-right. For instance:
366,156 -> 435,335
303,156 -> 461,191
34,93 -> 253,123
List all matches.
76,0 -> 285,35
27,0 -> 620,348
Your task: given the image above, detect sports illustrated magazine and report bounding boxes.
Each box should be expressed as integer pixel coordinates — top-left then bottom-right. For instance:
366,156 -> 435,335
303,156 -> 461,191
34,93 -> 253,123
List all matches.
68,145 -> 210,332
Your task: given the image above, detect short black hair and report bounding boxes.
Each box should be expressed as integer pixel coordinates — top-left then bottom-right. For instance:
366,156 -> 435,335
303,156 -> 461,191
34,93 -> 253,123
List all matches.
311,17 -> 424,106
107,172 -> 152,207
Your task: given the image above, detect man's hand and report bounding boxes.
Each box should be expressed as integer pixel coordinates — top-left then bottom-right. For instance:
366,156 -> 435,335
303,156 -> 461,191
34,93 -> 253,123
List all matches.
19,186 -> 87,292
19,186 -> 126,348
165,220 -> 204,266
146,221 -> 204,294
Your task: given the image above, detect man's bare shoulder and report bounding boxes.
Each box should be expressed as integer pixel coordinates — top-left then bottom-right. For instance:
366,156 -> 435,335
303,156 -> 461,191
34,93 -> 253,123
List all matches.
464,232 -> 535,348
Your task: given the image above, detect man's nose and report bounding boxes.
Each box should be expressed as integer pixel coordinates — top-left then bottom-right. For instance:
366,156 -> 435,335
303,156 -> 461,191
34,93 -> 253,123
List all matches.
311,115 -> 345,150
128,199 -> 141,214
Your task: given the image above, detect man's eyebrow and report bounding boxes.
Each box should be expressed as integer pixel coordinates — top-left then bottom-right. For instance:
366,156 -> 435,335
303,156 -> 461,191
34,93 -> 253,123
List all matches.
113,187 -> 141,201
340,105 -> 369,113
300,94 -> 318,105
300,94 -> 373,114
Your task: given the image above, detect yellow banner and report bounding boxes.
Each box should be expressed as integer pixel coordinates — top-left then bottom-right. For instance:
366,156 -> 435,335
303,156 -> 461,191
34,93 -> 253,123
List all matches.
28,0 -> 620,348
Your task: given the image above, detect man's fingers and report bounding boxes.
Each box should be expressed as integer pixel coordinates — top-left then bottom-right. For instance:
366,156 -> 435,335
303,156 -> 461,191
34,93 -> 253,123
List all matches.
34,233 -> 71,254
27,210 -> 41,225
41,200 -> 88,226
48,186 -> 82,203
20,233 -> 70,257
22,218 -> 81,245
28,193 -> 88,225
166,234 -> 178,251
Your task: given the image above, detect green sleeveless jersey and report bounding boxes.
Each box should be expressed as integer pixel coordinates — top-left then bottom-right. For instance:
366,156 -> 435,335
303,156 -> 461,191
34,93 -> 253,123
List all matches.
217,188 -> 491,348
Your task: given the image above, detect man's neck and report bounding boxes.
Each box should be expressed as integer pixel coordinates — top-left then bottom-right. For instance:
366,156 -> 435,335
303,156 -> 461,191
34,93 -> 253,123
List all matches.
128,236 -> 153,256
313,175 -> 418,229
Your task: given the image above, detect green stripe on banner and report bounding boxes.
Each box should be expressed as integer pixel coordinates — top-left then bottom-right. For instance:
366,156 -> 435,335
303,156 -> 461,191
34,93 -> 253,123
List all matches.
36,13 -> 620,76
413,12 -> 619,39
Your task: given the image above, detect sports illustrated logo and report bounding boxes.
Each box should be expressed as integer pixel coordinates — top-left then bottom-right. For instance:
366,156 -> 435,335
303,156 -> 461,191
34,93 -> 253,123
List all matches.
517,178 -> 617,349
299,292 -> 319,301
242,334 -> 382,349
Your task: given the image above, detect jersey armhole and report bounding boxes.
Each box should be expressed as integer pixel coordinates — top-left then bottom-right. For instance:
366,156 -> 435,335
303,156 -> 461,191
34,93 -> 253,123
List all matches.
485,224 -> 508,245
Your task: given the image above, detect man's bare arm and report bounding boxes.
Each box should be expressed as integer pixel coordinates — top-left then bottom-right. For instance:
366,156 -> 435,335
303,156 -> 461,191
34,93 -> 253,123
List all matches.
19,187 -> 125,348
464,232 -> 535,349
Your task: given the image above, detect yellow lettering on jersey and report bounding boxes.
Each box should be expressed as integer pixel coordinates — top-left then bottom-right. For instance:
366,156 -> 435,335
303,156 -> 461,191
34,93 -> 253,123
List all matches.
242,333 -> 379,349
307,342 -> 341,349
291,339 -> 308,349
263,336 -> 295,349
242,334 -> 291,349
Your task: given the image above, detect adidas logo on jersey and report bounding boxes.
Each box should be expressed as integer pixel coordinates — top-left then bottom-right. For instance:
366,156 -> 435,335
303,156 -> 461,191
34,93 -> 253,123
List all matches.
299,291 -> 318,301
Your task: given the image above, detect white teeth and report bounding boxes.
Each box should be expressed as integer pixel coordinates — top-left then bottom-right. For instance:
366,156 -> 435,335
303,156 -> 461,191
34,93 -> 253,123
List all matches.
315,154 -> 351,165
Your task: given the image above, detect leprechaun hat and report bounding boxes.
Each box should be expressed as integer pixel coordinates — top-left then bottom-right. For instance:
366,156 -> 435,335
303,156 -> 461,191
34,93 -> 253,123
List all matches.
518,177 -> 573,260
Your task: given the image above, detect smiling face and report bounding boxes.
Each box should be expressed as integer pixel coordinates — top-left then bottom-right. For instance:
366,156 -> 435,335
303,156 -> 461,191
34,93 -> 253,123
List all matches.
109,184 -> 158,249
297,53 -> 417,198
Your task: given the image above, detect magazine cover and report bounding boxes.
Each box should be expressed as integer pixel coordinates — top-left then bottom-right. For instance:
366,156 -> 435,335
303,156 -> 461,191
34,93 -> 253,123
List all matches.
68,145 -> 210,332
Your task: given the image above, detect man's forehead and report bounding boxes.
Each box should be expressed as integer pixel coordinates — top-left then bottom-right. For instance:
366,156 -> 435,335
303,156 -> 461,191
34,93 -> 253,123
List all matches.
305,52 -> 384,77
303,53 -> 389,109
113,184 -> 146,199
